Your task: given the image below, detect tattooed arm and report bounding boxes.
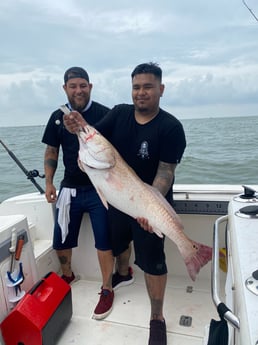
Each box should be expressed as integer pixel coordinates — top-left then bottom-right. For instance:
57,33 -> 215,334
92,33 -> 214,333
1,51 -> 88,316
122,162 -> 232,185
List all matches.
152,161 -> 177,196
44,145 -> 59,203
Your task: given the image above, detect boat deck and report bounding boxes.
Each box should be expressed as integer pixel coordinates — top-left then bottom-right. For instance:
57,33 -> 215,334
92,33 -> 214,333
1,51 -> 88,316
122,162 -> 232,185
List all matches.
57,271 -> 217,345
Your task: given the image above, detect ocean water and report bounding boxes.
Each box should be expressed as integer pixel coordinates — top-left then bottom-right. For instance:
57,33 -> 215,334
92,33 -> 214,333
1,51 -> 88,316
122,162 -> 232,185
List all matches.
0,115 -> 257,203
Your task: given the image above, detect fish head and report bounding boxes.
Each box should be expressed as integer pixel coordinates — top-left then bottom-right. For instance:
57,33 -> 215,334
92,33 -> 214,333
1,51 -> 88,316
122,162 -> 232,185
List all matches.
78,125 -> 116,170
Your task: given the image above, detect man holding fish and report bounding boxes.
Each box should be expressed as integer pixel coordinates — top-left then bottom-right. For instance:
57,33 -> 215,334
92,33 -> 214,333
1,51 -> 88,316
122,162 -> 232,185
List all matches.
63,62 -> 212,345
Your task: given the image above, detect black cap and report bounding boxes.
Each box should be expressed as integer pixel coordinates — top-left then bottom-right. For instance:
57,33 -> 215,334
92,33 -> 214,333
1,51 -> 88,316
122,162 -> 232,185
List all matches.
64,67 -> 90,83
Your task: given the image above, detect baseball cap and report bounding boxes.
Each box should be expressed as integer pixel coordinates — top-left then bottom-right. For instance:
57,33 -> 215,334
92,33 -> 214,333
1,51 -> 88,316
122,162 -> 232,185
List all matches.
64,67 -> 90,83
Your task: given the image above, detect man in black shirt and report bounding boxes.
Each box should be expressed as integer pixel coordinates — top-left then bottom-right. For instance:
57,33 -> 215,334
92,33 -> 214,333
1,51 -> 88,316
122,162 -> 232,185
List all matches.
63,63 -> 186,345
42,67 -> 114,320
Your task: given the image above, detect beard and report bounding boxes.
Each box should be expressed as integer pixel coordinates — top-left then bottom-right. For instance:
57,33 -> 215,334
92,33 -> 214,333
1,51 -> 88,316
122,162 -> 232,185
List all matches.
134,103 -> 149,113
72,104 -> 85,112
69,96 -> 89,112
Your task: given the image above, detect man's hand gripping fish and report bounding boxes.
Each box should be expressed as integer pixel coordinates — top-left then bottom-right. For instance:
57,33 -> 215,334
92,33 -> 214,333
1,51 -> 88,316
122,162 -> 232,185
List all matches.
77,124 -> 212,281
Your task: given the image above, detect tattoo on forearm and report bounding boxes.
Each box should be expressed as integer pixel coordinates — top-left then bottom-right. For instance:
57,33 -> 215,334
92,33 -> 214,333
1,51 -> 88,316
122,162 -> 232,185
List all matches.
45,158 -> 58,169
153,162 -> 176,196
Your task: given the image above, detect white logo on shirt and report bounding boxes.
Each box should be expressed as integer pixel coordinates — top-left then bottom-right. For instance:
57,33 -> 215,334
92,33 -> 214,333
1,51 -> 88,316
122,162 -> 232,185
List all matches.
137,141 -> 150,159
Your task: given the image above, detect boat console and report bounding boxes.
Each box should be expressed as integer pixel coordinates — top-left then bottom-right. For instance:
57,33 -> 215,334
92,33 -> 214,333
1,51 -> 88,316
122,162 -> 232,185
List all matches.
213,186 -> 258,345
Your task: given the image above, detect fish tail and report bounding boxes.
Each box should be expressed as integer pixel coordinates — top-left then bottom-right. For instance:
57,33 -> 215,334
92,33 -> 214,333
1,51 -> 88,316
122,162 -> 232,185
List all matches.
183,241 -> 213,281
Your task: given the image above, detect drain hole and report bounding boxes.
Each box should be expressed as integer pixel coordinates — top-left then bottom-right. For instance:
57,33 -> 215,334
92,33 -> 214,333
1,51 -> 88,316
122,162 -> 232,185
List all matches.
179,315 -> 192,327
186,286 -> 193,293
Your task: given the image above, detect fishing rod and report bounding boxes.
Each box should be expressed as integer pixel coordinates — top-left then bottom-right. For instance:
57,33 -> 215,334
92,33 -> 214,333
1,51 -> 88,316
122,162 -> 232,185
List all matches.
242,0 -> 258,22
0,139 -> 45,194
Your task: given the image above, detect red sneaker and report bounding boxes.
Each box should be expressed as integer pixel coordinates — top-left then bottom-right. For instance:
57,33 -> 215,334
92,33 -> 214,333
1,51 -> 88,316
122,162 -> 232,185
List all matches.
61,272 -> 76,285
93,288 -> 114,320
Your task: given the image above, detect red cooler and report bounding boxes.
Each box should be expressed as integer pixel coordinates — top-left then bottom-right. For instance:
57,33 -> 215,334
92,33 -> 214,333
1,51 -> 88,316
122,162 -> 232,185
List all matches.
1,271 -> 72,345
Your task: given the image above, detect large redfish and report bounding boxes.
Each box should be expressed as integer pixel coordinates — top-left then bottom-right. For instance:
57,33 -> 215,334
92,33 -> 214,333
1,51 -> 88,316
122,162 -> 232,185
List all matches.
77,125 -> 212,281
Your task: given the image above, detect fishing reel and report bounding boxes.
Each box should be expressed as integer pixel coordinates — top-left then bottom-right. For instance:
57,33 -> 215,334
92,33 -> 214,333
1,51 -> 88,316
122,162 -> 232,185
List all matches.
26,170 -> 45,179
0,139 -> 45,194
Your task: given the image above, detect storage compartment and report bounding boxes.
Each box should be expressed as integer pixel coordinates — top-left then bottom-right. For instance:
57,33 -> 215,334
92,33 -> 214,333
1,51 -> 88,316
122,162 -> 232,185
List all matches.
0,215 -> 38,323
0,272 -> 72,345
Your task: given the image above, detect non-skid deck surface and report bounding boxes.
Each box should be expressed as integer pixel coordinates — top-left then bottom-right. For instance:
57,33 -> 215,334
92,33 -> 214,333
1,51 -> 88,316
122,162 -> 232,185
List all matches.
57,272 -> 217,345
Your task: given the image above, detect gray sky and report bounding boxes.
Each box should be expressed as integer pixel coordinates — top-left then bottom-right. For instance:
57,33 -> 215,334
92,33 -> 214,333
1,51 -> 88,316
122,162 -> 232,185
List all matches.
0,0 -> 257,127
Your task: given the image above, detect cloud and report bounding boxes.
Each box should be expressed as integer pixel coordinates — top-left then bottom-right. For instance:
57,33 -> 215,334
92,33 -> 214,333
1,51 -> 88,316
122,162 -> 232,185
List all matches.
0,0 -> 258,126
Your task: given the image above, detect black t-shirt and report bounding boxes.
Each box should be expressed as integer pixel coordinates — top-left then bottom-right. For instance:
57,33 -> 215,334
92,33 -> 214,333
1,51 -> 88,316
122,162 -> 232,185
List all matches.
95,104 -> 186,200
42,101 -> 110,188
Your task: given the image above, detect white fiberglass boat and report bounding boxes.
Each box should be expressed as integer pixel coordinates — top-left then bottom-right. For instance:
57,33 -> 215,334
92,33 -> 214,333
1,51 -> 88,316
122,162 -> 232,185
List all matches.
0,184 -> 257,345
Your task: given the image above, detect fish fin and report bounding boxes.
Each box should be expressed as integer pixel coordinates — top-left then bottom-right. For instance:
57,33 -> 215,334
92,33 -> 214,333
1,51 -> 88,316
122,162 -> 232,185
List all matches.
154,230 -> 164,238
79,149 -> 113,169
183,241 -> 212,281
78,159 -> 84,172
96,188 -> 109,210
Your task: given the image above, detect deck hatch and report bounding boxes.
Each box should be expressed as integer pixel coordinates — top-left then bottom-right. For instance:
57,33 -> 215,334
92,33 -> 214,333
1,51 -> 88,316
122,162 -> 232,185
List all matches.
179,315 -> 192,327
